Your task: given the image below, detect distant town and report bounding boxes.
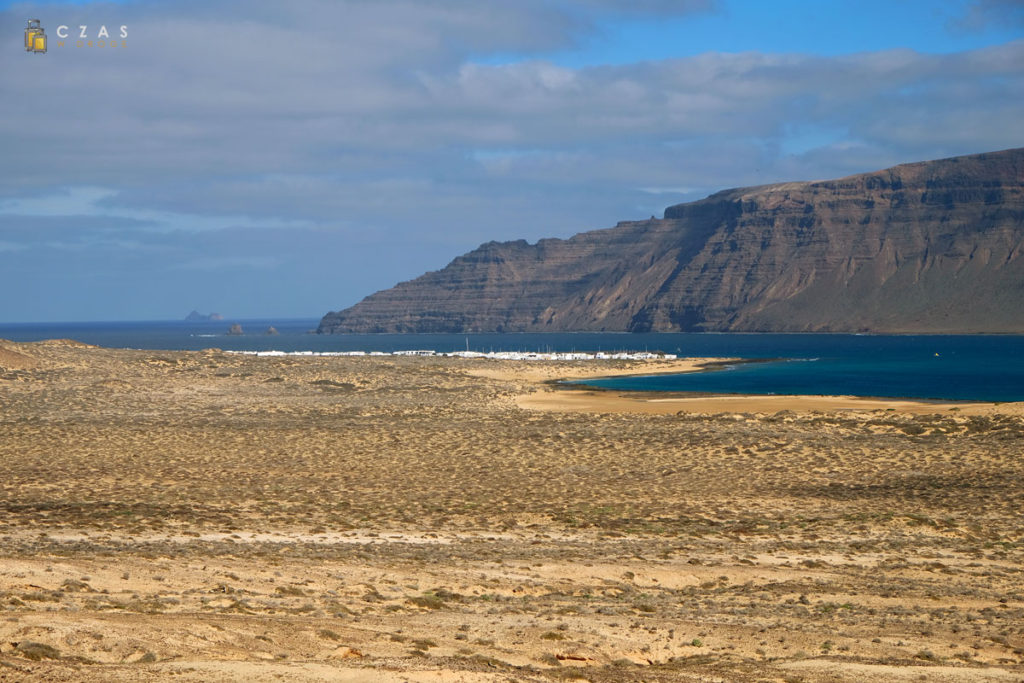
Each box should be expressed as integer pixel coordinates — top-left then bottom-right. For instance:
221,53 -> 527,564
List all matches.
226,349 -> 678,361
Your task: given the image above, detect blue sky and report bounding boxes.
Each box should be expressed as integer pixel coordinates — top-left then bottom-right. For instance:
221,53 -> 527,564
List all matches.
1,0 -> 1022,322
491,1 -> 1024,65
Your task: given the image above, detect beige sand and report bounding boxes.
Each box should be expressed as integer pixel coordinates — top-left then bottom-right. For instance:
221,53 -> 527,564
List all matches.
0,342 -> 37,369
0,342 -> 1022,681
465,357 -> 729,383
518,387 -> 1022,416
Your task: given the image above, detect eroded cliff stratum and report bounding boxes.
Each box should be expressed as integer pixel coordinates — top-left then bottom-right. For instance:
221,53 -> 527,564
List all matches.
319,148 -> 1024,333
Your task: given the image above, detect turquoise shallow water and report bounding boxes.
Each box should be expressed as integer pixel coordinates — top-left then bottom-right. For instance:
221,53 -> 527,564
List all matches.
1,320 -> 1022,401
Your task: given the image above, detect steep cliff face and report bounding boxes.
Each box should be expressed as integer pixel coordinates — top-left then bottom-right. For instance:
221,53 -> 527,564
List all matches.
319,148 -> 1024,334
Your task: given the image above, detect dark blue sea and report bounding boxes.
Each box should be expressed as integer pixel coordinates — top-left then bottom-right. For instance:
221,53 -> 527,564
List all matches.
1,319 -> 1023,402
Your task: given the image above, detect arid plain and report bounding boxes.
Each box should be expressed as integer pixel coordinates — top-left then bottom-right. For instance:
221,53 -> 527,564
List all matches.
1,340 -> 1023,682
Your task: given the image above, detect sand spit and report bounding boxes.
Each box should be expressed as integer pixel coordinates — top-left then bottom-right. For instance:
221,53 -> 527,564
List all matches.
1,341 -> 1022,681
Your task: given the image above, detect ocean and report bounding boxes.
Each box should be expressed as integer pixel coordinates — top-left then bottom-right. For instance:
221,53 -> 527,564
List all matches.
2,319 -> 1022,402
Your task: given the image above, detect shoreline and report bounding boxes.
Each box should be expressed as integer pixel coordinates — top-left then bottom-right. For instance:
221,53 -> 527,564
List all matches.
464,356 -> 734,383
507,358 -> 1022,416
549,356 -> 772,386
5,337 -> 1022,415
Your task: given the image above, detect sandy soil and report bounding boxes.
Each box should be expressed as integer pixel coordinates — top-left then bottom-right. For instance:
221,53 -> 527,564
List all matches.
0,342 -> 36,370
465,358 -> 729,384
1,342 -> 1022,681
517,388 -> 1019,416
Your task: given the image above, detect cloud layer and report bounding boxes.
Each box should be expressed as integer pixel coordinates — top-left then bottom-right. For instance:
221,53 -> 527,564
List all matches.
1,0 -> 1022,320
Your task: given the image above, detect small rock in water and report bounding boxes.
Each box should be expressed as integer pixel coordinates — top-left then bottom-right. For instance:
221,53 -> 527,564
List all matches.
227,324 -> 244,335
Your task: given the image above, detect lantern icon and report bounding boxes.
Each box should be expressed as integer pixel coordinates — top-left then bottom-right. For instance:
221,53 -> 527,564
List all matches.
25,19 -> 46,53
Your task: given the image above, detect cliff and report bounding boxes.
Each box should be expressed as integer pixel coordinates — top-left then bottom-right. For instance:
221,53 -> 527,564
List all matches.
319,148 -> 1024,334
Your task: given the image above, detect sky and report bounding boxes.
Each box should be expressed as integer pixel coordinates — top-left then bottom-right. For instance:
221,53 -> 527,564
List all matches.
1,0 -> 1023,322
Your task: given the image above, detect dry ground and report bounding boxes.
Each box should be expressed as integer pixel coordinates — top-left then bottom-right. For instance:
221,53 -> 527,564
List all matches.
0,340 -> 1023,682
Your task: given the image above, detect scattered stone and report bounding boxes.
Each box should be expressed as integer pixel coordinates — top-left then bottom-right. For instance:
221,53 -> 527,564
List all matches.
15,642 -> 61,661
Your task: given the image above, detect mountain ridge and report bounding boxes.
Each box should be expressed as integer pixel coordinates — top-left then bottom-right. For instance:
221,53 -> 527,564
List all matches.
319,148 -> 1024,334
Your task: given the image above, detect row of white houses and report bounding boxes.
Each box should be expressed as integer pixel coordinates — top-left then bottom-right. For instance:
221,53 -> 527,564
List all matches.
226,349 -> 677,361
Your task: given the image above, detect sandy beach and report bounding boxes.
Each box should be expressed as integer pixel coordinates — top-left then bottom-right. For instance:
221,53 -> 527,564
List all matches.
517,386 -> 1018,416
1,340 -> 1023,681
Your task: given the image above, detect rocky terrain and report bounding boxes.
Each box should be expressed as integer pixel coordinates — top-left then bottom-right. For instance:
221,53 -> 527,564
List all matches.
320,148 -> 1024,334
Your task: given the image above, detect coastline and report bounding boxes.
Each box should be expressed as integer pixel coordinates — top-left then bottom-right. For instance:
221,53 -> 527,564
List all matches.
505,358 -> 1023,416
5,337 -> 1019,415
464,356 -> 733,383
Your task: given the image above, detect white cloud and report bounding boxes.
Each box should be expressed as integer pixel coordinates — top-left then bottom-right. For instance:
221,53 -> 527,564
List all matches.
4,3 -> 1021,214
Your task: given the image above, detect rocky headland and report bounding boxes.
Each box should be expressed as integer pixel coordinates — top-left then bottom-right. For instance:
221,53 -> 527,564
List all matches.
320,148 -> 1024,334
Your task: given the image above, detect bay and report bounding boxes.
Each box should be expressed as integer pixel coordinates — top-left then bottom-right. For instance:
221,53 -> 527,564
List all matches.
1,319 -> 1022,401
